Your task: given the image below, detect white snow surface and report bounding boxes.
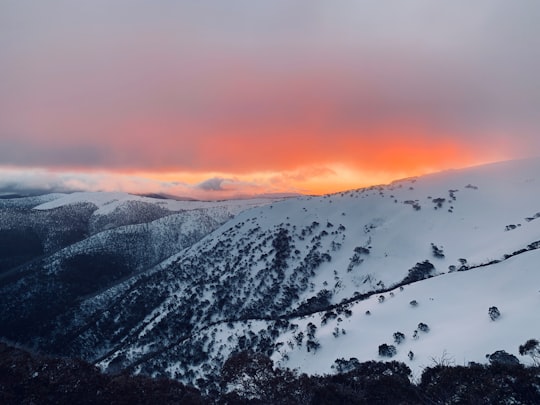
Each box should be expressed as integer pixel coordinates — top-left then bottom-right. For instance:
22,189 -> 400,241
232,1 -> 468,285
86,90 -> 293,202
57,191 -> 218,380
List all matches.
83,158 -> 540,383
274,249 -> 540,376
33,191 -> 275,216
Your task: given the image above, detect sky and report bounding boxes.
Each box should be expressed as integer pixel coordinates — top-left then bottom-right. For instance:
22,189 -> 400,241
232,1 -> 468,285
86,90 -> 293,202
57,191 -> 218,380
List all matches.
1,1 -> 539,199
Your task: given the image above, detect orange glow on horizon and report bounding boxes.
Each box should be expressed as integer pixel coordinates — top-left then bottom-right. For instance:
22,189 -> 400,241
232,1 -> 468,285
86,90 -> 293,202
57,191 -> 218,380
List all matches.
0,102 -> 511,198
0,148 -> 507,199
1,2 -> 535,200
13,124 -> 506,198
115,125 -> 488,194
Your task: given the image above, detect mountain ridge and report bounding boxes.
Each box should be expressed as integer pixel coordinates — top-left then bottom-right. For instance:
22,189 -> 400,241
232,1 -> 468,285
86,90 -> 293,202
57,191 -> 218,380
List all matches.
1,157 -> 539,389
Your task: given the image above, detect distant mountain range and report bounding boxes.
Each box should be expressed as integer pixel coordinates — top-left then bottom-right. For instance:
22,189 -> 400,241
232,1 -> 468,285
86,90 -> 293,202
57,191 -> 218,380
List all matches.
1,158 -> 539,390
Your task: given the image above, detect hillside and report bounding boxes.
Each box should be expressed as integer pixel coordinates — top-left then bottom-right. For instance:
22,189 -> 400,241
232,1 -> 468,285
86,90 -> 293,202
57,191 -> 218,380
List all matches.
0,193 -> 274,354
1,158 -> 539,390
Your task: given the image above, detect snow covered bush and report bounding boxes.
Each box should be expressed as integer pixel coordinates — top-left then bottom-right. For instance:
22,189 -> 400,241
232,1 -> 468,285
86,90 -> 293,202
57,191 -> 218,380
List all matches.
393,332 -> 405,345
418,322 -> 430,332
488,306 -> 501,321
431,243 -> 445,258
378,344 -> 397,358
347,246 -> 369,271
306,339 -> 321,353
321,311 -> 337,325
432,197 -> 446,208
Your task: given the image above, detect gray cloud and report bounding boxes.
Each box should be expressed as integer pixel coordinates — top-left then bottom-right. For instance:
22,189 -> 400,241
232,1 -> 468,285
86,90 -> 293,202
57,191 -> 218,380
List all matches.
0,169 -> 277,200
197,178 -> 227,191
1,0 -> 539,172
0,138 -> 106,167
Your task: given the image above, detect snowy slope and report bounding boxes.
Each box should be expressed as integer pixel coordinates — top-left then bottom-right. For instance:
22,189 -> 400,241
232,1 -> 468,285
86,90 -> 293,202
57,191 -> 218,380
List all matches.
89,158 -> 540,385
166,248 -> 539,386
274,249 -> 540,376
33,191 -> 272,217
0,191 -> 276,255
0,192 -> 276,353
2,159 -> 539,388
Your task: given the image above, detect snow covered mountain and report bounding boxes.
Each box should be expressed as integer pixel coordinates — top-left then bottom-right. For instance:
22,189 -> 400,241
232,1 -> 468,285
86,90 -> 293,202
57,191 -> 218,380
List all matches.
0,193 -> 275,350
1,158 -> 539,388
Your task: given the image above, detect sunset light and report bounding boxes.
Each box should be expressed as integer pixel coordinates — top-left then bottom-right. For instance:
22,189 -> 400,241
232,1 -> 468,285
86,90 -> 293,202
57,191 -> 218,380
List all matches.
1,1 -> 538,198
3,3 -> 540,400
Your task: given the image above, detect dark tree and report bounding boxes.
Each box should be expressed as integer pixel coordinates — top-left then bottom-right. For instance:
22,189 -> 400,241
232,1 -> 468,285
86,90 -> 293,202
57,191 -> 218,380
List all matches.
220,351 -> 275,400
402,261 -> 435,284
332,357 -> 361,374
519,339 -> 540,365
431,243 -> 445,258
486,350 -> 520,366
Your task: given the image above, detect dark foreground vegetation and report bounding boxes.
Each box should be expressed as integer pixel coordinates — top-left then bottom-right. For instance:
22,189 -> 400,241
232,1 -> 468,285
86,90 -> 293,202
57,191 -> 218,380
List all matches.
1,344 -> 539,404
0,343 -> 203,404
